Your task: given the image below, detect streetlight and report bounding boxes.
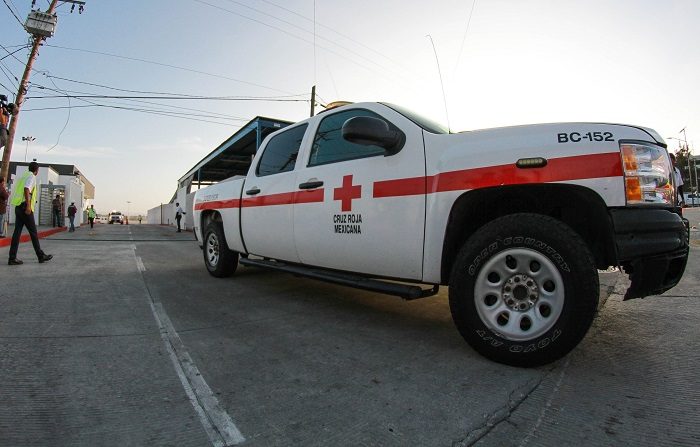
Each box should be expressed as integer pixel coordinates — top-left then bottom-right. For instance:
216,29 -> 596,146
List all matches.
21,136 -> 35,162
126,201 -> 131,224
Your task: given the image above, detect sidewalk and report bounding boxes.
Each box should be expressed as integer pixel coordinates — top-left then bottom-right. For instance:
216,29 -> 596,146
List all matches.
0,224 -> 66,248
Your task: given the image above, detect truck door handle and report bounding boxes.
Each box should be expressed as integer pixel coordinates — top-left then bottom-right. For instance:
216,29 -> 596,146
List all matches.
245,187 -> 261,195
298,180 -> 324,190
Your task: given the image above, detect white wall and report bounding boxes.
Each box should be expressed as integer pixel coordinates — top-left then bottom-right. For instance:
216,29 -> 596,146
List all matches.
8,167 -> 89,226
146,203 -> 175,225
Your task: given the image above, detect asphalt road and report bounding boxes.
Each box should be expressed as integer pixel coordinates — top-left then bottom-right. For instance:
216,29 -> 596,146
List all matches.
0,217 -> 698,447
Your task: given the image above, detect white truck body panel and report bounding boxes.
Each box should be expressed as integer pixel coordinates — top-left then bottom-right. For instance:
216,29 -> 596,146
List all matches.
194,102 -> 658,283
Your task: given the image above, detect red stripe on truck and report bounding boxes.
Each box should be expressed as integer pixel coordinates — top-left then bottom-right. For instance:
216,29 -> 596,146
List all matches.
195,199 -> 241,211
372,152 -> 622,197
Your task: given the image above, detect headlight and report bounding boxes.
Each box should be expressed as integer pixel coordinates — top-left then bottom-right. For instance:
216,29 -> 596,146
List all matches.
620,143 -> 673,205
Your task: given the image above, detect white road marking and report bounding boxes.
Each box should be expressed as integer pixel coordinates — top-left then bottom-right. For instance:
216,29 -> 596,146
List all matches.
134,253 -> 245,446
135,256 -> 146,272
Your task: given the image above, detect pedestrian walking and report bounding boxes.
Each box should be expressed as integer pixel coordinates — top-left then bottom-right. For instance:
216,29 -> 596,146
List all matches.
175,202 -> 186,232
52,194 -> 62,227
8,162 -> 53,265
0,176 -> 8,238
87,205 -> 96,229
67,202 -> 77,232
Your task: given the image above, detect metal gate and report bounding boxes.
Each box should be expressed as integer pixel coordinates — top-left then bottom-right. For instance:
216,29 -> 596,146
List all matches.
39,184 -> 65,226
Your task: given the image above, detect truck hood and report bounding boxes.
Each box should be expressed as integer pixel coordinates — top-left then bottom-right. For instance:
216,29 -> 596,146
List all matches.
424,122 -> 663,174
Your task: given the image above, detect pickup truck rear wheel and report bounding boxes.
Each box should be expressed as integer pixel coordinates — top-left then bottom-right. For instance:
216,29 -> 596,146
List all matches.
449,213 -> 598,367
203,222 -> 238,278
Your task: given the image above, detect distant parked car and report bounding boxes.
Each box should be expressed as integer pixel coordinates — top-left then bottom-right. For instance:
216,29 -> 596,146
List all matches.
109,212 -> 125,224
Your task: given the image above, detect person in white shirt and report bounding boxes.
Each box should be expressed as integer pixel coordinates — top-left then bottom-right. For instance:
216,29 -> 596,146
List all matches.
175,202 -> 186,233
669,154 -> 684,206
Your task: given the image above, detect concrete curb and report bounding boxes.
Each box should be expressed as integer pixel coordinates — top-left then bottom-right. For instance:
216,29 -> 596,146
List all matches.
0,226 -> 66,248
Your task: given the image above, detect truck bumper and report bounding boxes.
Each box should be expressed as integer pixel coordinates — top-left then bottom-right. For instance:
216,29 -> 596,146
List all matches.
610,208 -> 689,300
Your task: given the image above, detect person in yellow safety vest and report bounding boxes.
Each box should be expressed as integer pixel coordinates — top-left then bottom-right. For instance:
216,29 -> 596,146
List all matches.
87,205 -> 96,229
8,162 -> 53,265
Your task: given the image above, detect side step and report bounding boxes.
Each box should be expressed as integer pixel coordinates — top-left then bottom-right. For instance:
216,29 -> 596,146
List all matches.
239,257 -> 439,300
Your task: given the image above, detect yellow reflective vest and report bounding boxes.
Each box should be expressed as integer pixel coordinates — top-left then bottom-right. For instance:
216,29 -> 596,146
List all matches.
10,170 -> 37,212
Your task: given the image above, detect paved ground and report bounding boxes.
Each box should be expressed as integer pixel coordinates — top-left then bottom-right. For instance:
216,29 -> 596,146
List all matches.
0,214 -> 698,447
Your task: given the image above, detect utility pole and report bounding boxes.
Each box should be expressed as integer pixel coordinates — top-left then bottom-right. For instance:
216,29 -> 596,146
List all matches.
310,85 -> 316,117
0,0 -> 86,181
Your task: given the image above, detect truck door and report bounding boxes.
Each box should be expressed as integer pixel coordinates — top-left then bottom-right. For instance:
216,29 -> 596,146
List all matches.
293,105 -> 426,280
240,123 -> 308,262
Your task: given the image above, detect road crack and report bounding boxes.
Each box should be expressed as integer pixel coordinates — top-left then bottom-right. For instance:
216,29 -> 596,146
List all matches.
452,372 -> 549,447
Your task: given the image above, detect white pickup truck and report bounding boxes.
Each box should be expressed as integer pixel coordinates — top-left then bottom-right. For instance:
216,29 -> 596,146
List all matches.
193,102 -> 689,367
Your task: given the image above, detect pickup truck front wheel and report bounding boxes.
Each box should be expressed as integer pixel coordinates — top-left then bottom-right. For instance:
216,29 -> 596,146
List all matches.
203,222 -> 238,278
449,213 -> 599,367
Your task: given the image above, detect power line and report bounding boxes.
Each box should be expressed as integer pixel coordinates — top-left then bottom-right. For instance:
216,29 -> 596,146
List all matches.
30,81 -> 254,120
454,0 -> 478,74
192,0 -> 414,86
25,82 -> 291,126
40,73 -> 308,99
2,0 -> 25,29
257,0 -> 412,73
27,93 -> 309,101
45,44 -> 297,95
214,0 -> 411,83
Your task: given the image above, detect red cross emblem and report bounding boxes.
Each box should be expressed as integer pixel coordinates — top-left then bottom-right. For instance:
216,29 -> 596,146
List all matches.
334,175 -> 361,212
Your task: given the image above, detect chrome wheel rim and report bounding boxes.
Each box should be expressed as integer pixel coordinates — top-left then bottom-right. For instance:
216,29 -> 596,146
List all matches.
474,248 -> 565,341
206,232 -> 220,267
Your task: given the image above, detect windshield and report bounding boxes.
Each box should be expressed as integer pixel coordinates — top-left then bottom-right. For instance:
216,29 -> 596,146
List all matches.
381,103 -> 449,134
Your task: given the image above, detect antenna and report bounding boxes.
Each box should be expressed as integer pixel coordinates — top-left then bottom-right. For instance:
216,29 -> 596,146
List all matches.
426,35 -> 451,133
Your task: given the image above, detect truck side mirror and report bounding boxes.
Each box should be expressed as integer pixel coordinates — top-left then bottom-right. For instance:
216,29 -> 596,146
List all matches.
342,116 -> 406,155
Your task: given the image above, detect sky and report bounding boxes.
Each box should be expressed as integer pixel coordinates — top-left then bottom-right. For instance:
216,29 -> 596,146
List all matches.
1,0 -> 699,216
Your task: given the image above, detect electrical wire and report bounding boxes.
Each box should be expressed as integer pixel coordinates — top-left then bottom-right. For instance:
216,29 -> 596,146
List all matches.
45,44 -> 297,95
27,93 -> 309,101
454,0 -> 478,74
256,0 -> 412,74
24,83 -> 291,126
39,73 -> 309,99
28,83 -> 254,121
31,83 -> 253,121
192,0 -> 415,86
0,45 -> 29,61
3,0 -> 25,29
43,75 -> 72,152
215,0 -> 411,83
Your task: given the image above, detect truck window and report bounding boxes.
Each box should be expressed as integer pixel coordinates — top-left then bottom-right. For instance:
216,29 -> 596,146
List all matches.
256,124 -> 308,177
308,109 -> 388,167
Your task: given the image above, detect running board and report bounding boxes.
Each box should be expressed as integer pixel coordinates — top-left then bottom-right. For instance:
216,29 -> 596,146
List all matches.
239,257 -> 439,300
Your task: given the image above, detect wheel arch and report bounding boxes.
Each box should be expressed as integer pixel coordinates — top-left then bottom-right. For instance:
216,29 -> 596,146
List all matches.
440,184 -> 617,284
200,210 -> 223,230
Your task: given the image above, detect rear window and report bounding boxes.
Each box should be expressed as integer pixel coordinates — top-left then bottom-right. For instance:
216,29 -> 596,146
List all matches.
256,124 -> 308,177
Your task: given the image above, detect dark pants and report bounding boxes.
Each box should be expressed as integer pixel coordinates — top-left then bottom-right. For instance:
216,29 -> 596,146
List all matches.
68,215 -> 75,231
9,203 -> 45,260
88,217 -> 94,228
176,215 -> 182,232
52,208 -> 61,227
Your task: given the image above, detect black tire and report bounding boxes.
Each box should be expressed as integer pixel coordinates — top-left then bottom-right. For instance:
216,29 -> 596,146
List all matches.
449,213 -> 599,367
203,222 -> 238,278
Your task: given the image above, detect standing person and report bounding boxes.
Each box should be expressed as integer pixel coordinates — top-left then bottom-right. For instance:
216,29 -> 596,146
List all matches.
67,202 -> 77,232
0,96 -> 16,149
175,202 -> 186,232
52,194 -> 62,227
8,162 -> 53,265
0,176 -> 8,238
670,154 -> 684,206
87,205 -> 96,229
